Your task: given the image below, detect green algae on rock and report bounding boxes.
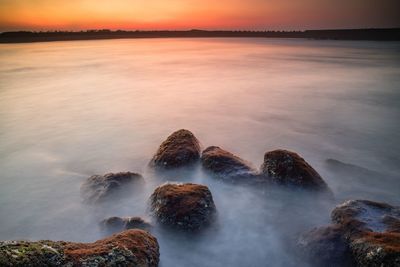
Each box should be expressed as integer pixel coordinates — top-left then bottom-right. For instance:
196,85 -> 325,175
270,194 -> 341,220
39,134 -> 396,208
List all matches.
0,229 -> 159,267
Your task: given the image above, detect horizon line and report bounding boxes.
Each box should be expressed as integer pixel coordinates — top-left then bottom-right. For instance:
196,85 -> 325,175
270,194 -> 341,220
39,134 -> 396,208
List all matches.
2,27 -> 400,34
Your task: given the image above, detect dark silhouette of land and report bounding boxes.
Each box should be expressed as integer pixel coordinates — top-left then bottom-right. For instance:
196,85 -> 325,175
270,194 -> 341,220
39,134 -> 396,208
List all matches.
0,28 -> 399,43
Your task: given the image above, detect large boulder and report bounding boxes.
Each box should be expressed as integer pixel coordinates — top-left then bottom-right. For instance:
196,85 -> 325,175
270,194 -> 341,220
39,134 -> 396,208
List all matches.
261,149 -> 329,191
299,200 -> 400,267
81,172 -> 144,203
0,229 -> 159,267
149,183 -> 216,230
149,129 -> 201,169
101,216 -> 152,234
201,146 -> 260,183
332,200 -> 400,266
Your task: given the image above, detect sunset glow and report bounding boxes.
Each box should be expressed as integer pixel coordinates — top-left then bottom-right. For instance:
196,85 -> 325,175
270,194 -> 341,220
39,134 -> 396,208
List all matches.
1,0 -> 400,31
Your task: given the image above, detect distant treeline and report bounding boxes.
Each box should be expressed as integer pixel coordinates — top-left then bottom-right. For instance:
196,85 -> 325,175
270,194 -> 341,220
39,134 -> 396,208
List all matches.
0,28 -> 399,43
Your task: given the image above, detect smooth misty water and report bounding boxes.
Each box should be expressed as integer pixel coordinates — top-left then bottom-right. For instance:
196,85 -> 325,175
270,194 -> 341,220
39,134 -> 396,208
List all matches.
0,38 -> 399,267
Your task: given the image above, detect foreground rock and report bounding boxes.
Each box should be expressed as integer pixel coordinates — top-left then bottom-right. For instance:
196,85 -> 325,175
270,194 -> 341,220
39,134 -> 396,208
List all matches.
81,172 -> 144,203
332,200 -> 400,266
149,183 -> 216,230
299,200 -> 400,267
261,149 -> 329,191
101,216 -> 152,234
201,146 -> 260,183
149,129 -> 201,169
0,229 -> 159,266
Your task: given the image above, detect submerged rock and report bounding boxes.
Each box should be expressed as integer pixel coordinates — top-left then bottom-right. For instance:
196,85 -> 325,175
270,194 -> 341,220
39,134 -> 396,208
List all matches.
101,216 -> 152,234
325,159 -> 381,178
298,225 -> 355,267
149,129 -> 201,169
0,229 -> 159,267
80,172 -> 144,203
149,183 -> 216,230
299,200 -> 400,267
261,149 -> 329,190
201,146 -> 260,183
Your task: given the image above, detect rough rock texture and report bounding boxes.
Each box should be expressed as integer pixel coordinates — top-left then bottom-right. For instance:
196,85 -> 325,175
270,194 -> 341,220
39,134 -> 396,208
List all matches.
299,200 -> 400,267
298,225 -> 355,267
261,149 -> 329,190
81,172 -> 144,203
149,129 -> 201,169
0,229 -> 159,267
101,217 -> 152,234
149,183 -> 216,230
201,146 -> 260,183
0,240 -> 66,266
332,200 -> 400,267
331,200 -> 400,232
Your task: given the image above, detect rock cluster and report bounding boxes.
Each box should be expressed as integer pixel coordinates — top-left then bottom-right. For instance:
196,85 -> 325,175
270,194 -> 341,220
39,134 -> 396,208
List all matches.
149,183 -> 216,230
299,200 -> 400,267
0,230 -> 159,267
5,129 -> 397,266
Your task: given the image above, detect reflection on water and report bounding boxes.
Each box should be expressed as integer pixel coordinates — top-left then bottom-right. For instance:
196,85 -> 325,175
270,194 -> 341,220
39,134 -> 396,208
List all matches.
0,38 -> 399,267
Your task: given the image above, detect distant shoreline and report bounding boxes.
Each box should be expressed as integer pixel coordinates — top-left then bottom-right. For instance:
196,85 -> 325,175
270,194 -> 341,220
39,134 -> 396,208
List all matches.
0,28 -> 399,43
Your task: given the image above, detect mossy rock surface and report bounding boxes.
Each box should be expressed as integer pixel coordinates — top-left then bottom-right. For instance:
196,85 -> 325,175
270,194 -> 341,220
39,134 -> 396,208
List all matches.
149,129 -> 201,169
0,229 -> 159,267
150,183 -> 216,230
299,200 -> 400,267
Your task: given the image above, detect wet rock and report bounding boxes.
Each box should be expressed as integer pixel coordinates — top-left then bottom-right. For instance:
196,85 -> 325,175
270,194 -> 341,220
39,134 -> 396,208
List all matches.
331,200 -> 400,266
0,240 -> 66,266
81,172 -> 144,203
201,146 -> 260,183
349,232 -> 400,267
300,200 -> 400,267
331,200 -> 400,233
149,183 -> 216,230
101,216 -> 152,234
261,149 -> 329,190
149,129 -> 201,169
298,225 -> 355,267
0,229 -> 159,267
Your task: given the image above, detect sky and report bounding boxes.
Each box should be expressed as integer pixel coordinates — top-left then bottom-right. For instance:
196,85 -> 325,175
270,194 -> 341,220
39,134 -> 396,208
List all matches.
0,0 -> 399,31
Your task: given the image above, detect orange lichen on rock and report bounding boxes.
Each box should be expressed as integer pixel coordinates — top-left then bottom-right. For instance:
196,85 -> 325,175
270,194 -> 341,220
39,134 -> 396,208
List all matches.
150,183 -> 216,230
0,230 -> 159,266
65,229 -> 159,266
150,129 -> 201,169
300,199 -> 400,267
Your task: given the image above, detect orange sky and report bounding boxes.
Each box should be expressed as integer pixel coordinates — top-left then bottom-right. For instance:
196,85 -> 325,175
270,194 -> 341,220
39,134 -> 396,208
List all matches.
0,0 -> 399,31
